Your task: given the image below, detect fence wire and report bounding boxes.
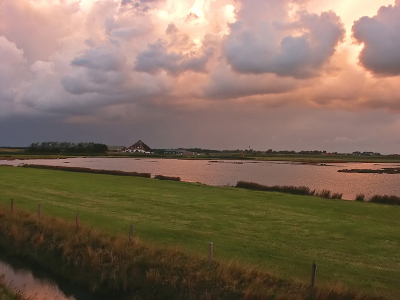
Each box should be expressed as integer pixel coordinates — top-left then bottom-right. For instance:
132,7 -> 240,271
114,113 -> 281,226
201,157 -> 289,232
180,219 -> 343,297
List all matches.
2,199 -> 400,286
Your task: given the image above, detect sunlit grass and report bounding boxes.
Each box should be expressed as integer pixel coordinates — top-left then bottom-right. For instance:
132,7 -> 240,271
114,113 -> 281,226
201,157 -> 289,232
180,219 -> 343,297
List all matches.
0,208 -> 387,299
0,166 -> 399,298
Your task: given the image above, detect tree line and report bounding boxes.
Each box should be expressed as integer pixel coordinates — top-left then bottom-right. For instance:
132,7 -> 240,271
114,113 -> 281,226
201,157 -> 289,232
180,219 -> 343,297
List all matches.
26,142 -> 108,154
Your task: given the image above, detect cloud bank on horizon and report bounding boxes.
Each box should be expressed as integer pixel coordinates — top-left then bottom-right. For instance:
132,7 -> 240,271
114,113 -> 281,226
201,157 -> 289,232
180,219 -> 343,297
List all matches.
1,0 -> 400,153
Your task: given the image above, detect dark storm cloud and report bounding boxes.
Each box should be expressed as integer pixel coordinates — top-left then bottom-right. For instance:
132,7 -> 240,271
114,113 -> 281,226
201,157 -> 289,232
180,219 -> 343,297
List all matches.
352,1 -> 400,76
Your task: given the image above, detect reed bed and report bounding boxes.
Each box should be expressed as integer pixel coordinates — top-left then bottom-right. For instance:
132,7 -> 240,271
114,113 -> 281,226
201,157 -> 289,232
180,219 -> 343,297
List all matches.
0,276 -> 29,300
355,194 -> 366,202
355,194 -> 400,205
0,207 -> 380,300
153,175 -> 181,181
368,195 -> 400,205
21,164 -> 151,178
236,181 -> 343,200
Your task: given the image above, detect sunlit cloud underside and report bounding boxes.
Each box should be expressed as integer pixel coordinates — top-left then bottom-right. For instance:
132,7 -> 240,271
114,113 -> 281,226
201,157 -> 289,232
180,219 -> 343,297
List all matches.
0,0 -> 400,153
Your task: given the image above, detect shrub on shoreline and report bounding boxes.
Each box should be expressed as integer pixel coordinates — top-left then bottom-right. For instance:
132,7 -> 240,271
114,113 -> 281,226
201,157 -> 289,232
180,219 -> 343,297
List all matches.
368,194 -> 400,205
235,181 -> 315,195
20,164 -> 151,178
355,194 -> 365,202
154,175 -> 181,181
235,181 -> 342,199
353,194 -> 400,205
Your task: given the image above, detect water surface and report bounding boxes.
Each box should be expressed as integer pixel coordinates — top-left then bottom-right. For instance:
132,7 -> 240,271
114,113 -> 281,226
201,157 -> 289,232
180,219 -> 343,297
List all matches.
2,158 -> 400,200
0,253 -> 97,300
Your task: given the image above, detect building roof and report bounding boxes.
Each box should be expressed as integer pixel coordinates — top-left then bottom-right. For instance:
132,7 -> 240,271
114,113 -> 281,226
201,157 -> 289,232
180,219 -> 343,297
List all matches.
127,140 -> 151,151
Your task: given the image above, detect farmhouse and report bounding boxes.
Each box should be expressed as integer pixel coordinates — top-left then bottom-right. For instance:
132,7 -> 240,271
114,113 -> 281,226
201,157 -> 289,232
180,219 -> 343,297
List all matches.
125,140 -> 152,153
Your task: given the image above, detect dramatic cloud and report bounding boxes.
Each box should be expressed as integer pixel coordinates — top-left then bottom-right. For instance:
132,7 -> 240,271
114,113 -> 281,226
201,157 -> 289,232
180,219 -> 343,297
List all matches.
134,24 -> 214,75
0,36 -> 25,100
204,63 -> 299,99
0,1 -> 81,62
352,0 -> 400,76
0,36 -> 27,116
0,0 -> 400,153
223,1 -> 345,78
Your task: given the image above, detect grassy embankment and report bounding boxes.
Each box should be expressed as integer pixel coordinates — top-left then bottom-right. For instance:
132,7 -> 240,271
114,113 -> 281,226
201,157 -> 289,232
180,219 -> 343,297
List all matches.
0,278 -> 27,300
1,207 -> 375,300
0,166 -> 399,298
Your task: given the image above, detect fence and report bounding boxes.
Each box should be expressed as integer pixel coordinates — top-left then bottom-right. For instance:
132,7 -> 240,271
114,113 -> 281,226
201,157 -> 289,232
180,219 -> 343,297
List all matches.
4,198 -> 399,297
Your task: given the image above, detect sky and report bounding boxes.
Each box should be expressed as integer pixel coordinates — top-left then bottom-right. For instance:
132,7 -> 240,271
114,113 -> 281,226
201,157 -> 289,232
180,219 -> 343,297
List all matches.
1,0 -> 400,153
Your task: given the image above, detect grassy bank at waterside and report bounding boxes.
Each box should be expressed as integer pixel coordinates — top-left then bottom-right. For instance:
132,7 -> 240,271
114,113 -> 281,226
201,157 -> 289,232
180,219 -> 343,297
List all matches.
0,208 -> 379,300
0,278 -> 27,300
0,166 -> 399,298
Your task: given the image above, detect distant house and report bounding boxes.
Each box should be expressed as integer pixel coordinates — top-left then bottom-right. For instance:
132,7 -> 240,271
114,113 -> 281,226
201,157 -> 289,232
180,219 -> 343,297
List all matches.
125,140 -> 152,153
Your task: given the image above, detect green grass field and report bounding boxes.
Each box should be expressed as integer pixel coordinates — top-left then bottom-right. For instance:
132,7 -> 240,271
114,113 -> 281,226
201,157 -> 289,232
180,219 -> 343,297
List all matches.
1,166 -> 399,298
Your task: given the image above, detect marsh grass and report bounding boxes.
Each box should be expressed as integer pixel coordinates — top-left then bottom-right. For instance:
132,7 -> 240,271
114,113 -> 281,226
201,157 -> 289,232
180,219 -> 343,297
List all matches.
153,175 -> 181,181
21,164 -> 151,178
367,195 -> 400,205
236,181 -> 342,199
355,194 -> 366,202
235,181 -> 314,195
0,275 -> 30,300
0,207 -> 383,300
353,194 -> 400,205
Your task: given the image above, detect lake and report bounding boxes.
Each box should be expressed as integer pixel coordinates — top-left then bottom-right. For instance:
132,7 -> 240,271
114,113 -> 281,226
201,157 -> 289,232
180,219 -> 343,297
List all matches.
2,157 -> 400,200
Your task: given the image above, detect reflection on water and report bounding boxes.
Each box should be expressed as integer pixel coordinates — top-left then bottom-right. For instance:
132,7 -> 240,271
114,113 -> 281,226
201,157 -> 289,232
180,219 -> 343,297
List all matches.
0,253 -> 97,300
2,158 -> 400,200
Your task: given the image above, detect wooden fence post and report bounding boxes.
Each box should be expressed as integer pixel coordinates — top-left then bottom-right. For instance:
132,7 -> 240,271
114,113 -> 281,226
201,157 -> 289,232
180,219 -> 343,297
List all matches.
76,214 -> 80,229
311,262 -> 317,290
129,223 -> 133,242
129,224 -> 133,242
10,198 -> 13,212
209,242 -> 213,265
38,203 -> 41,218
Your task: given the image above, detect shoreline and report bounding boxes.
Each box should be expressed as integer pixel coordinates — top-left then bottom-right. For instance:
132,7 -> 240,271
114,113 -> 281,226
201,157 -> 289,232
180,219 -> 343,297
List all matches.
9,164 -> 400,205
2,153 -> 400,164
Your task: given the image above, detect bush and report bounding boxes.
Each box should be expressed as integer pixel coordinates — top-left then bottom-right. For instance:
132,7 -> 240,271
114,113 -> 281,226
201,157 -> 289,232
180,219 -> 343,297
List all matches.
355,194 -> 365,202
368,195 -> 400,205
235,181 -> 344,199
316,190 -> 331,199
330,193 -> 343,200
154,175 -> 181,181
236,181 -> 315,195
21,165 -> 151,178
